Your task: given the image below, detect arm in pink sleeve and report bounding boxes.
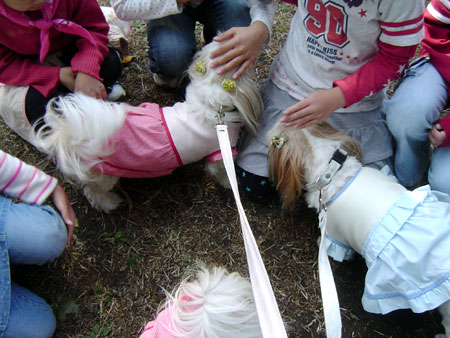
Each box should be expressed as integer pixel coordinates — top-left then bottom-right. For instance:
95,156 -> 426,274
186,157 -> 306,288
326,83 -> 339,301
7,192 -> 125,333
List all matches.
333,41 -> 418,108
70,0 -> 110,80
0,45 -> 60,97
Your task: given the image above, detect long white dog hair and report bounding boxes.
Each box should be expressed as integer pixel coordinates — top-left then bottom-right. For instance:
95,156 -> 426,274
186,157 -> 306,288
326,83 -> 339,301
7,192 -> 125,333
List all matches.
150,263 -> 262,338
32,41 -> 263,212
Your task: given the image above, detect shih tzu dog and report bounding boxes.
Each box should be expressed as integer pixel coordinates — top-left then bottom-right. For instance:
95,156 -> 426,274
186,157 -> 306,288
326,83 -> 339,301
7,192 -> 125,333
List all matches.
267,121 -> 450,338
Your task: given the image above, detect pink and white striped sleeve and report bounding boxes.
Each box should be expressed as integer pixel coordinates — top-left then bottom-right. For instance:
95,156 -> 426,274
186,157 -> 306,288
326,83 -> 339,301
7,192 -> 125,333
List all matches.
0,150 -> 57,205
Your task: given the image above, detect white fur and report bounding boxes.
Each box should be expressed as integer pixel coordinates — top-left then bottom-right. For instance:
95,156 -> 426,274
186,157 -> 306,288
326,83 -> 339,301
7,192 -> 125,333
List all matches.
267,122 -> 450,337
159,264 -> 262,338
32,41 -> 262,212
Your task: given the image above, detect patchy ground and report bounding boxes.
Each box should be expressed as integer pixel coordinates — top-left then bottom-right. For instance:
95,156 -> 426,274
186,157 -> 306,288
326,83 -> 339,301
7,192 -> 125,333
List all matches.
1,1 -> 445,337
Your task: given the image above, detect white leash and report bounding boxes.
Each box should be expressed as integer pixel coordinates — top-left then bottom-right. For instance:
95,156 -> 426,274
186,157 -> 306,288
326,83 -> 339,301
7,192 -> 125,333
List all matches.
318,207 -> 342,338
216,124 -> 287,338
305,149 -> 345,338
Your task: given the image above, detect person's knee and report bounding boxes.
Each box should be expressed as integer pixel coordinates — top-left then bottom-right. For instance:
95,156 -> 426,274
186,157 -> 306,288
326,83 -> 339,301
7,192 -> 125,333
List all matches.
23,206 -> 67,264
36,208 -> 67,263
7,204 -> 67,265
5,284 -> 56,338
385,100 -> 432,138
147,26 -> 195,76
428,158 -> 450,194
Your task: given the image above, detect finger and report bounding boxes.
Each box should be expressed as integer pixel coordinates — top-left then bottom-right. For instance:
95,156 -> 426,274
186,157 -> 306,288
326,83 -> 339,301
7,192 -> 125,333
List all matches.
64,217 -> 74,244
280,109 -> 305,124
283,101 -> 308,117
100,86 -> 107,100
211,48 -> 240,70
212,29 -> 235,43
214,54 -> 244,75
232,60 -> 251,79
298,118 -> 322,129
285,113 -> 316,128
210,40 -> 235,60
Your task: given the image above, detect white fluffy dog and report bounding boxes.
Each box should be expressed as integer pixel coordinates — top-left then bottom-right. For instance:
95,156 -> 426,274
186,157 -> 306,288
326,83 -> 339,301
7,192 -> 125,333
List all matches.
267,122 -> 450,337
139,264 -> 262,338
32,41 -> 263,212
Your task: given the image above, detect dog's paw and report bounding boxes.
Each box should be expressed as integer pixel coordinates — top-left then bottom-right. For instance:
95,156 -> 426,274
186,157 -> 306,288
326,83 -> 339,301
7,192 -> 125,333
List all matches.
83,186 -> 122,213
205,160 -> 232,189
92,192 -> 123,213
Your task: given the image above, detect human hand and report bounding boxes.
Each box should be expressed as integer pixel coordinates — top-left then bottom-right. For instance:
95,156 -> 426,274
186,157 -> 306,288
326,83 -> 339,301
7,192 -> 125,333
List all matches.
51,184 -> 77,244
280,87 -> 346,129
74,72 -> 107,99
428,123 -> 446,147
59,67 -> 75,92
209,21 -> 269,79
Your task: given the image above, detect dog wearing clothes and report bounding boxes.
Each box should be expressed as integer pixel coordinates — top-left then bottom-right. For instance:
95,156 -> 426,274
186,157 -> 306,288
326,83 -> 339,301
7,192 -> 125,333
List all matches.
267,122 -> 450,337
31,41 -> 263,212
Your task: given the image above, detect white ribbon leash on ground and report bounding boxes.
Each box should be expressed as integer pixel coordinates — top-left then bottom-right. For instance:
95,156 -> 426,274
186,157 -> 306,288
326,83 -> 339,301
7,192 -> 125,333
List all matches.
318,209 -> 342,338
216,124 -> 287,338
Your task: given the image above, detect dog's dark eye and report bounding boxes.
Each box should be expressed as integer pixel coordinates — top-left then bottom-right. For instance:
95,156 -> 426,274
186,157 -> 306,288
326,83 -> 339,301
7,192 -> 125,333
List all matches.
50,97 -> 63,116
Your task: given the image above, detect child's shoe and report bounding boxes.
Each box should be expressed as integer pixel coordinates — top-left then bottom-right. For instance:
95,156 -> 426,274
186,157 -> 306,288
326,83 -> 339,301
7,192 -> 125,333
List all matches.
107,82 -> 126,101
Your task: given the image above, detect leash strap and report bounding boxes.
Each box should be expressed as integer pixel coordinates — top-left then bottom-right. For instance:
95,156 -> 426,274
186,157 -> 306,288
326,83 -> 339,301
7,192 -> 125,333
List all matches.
216,124 -> 287,338
318,208 -> 342,338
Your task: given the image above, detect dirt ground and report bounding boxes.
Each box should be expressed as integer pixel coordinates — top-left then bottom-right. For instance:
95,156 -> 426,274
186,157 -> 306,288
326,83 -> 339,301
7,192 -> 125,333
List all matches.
1,1 -> 445,337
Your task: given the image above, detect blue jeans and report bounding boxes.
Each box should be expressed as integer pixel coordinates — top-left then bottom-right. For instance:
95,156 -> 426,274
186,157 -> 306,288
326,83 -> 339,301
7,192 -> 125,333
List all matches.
429,146 -> 450,194
147,0 -> 251,77
384,59 -> 450,192
0,196 -> 67,338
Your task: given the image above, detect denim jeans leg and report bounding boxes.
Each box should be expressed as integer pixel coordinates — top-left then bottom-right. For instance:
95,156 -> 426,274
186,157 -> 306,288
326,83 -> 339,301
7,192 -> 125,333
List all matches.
197,0 -> 251,37
147,13 -> 197,77
428,146 -> 450,194
384,61 -> 448,188
3,283 -> 56,338
5,202 -> 67,265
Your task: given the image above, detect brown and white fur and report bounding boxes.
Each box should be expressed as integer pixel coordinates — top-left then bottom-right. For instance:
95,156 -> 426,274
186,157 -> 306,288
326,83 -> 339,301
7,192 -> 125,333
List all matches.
140,264 -> 262,338
31,41 -> 263,212
267,122 -> 450,338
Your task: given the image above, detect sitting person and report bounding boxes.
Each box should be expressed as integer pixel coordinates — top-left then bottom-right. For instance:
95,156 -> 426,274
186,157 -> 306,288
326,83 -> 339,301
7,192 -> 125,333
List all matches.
384,0 -> 450,194
0,0 -> 122,144
0,149 -> 75,337
112,0 -> 274,87
235,0 -> 425,201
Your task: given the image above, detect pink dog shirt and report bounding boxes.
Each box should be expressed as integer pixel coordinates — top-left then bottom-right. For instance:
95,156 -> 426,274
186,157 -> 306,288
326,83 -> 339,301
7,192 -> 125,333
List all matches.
139,307 -> 178,338
95,101 -> 241,178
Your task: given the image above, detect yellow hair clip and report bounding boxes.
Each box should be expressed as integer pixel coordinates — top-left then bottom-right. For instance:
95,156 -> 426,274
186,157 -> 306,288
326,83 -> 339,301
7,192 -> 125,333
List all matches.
271,135 -> 287,149
195,60 -> 206,73
222,78 -> 236,93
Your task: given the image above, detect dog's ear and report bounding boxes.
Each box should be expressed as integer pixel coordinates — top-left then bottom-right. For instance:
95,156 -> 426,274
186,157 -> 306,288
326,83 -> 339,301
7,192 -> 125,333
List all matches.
232,72 -> 263,134
268,126 -> 306,210
309,122 -> 361,159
